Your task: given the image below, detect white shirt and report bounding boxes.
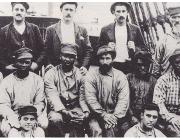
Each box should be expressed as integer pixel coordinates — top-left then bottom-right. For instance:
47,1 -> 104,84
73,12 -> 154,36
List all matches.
114,23 -> 129,63
61,21 -> 75,44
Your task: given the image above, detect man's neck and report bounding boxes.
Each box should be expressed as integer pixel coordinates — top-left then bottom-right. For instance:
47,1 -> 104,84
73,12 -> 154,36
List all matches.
13,20 -> 25,26
62,19 -> 73,25
116,20 -> 126,27
140,122 -> 153,132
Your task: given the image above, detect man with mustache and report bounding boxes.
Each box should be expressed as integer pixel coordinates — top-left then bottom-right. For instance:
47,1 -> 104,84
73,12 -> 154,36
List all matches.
153,5 -> 180,78
127,51 -> 157,125
0,2 -> 45,77
153,47 -> 180,137
44,43 -> 90,137
0,48 -> 47,137
85,43 -> 129,137
98,2 -> 146,74
45,2 -> 92,76
124,103 -> 165,137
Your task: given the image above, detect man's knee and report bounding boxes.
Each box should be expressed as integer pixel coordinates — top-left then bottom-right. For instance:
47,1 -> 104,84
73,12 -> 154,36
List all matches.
89,119 -> 102,137
38,112 -> 49,129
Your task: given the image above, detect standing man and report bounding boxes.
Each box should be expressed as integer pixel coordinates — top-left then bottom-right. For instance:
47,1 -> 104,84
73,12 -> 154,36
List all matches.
44,43 -> 90,137
85,43 -> 129,137
127,51 -> 157,124
45,2 -> 93,75
98,2 -> 146,74
0,47 -> 47,137
153,47 -> 180,137
124,103 -> 165,137
0,2 -> 45,77
153,6 -> 180,78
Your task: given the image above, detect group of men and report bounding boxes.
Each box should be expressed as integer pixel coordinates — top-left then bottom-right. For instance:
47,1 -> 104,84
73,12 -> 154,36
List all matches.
0,1 -> 180,138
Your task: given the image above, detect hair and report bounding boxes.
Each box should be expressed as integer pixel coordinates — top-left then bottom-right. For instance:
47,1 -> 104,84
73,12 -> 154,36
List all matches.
98,51 -> 116,60
60,2 -> 78,10
141,103 -> 159,113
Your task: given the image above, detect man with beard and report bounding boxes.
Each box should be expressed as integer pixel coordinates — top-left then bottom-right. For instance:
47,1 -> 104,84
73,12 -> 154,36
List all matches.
0,48 -> 47,137
124,103 -> 165,137
44,43 -> 90,137
127,51 -> 157,125
85,43 -> 129,137
98,2 -> 146,74
153,6 -> 180,78
153,47 -> 180,137
45,2 -> 92,75
0,2 -> 45,77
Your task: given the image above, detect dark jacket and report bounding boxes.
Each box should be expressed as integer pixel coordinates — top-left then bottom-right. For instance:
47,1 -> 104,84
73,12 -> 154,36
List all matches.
45,20 -> 93,69
98,22 -> 147,58
0,22 -> 45,75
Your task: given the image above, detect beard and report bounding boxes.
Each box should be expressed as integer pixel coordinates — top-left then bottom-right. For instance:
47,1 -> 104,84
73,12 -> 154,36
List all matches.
62,63 -> 74,72
99,63 -> 112,75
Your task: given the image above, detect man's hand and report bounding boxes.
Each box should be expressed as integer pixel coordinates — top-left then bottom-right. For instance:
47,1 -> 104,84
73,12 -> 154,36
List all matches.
170,117 -> 180,129
80,66 -> 87,76
5,64 -> 17,70
127,41 -> 135,51
103,114 -> 117,129
31,62 -> 38,71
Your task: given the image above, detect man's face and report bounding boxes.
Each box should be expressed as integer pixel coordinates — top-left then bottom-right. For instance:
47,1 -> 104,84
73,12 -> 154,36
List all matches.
136,58 -> 150,76
12,4 -> 26,22
141,110 -> 158,130
61,4 -> 76,22
171,55 -> 180,75
19,114 -> 36,131
99,53 -> 113,74
61,53 -> 76,68
170,13 -> 180,28
114,5 -> 128,25
14,58 -> 32,72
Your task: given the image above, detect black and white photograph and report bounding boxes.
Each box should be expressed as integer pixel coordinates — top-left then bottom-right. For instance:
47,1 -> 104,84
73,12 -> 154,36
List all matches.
0,1 -> 179,137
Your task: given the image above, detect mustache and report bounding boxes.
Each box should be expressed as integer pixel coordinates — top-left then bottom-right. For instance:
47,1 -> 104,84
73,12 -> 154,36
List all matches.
119,16 -> 125,20
16,14 -> 22,17
66,14 -> 71,18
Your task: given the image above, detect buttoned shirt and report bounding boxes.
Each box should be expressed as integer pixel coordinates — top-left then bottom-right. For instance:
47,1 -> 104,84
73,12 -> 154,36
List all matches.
153,70 -> 180,121
124,123 -> 165,137
127,73 -> 157,119
85,67 -> 129,118
44,65 -> 89,112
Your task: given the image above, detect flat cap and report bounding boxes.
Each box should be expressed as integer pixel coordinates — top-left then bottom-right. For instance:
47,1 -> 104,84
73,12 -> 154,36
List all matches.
18,106 -> 37,118
110,2 -> 131,14
11,2 -> 29,10
60,2 -> 78,9
13,47 -> 33,60
61,43 -> 79,56
168,7 -> 180,16
97,42 -> 116,57
134,51 -> 153,63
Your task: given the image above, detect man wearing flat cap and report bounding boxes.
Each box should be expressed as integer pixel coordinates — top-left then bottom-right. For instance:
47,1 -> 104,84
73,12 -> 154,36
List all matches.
8,106 -> 45,137
45,2 -> 93,76
98,2 -> 146,74
127,51 -> 157,125
85,43 -> 129,137
44,43 -> 90,137
153,4 -> 180,78
153,46 -> 180,137
0,48 -> 48,137
0,2 -> 46,77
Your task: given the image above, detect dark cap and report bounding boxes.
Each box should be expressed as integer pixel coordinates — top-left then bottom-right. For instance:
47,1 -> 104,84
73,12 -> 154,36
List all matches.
60,2 -> 78,9
18,106 -> 37,118
97,42 -> 116,58
134,51 -> 153,63
13,47 -> 33,60
169,47 -> 180,62
61,43 -> 79,56
168,7 -> 180,16
110,2 -> 131,14
11,2 -> 29,10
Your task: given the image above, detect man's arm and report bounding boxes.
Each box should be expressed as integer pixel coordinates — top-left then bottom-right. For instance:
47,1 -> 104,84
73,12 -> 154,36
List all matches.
85,72 -> 107,117
44,68 -> 65,112
113,74 -> 130,119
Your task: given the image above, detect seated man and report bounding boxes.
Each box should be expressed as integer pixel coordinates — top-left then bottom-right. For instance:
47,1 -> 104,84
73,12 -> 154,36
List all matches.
44,43 -> 90,137
153,47 -> 180,137
127,51 -> 157,125
124,103 -> 165,137
8,106 -> 45,137
85,43 -> 129,137
0,47 -> 47,137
